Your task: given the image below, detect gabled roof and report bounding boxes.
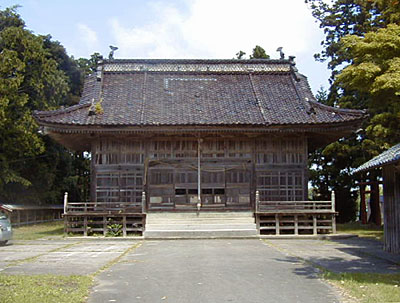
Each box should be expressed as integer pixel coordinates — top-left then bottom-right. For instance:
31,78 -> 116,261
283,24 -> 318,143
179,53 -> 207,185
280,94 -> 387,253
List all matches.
34,58 -> 366,129
354,143 -> 400,173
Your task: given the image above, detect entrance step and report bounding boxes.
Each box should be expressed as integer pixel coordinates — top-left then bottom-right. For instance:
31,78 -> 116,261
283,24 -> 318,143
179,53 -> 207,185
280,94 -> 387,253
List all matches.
144,212 -> 257,239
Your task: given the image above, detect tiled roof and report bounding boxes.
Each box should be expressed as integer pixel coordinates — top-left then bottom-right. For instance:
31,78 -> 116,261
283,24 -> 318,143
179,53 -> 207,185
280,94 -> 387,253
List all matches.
354,143 -> 400,173
34,59 -> 366,128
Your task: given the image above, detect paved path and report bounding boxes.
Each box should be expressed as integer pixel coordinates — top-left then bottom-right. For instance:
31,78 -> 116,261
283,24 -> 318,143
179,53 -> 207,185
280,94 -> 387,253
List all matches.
89,239 -> 340,303
266,237 -> 400,274
1,237 -> 399,302
0,239 -> 137,275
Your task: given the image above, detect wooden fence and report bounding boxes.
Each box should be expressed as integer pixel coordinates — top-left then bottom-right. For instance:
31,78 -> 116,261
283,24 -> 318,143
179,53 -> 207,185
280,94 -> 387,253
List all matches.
0,204 -> 63,226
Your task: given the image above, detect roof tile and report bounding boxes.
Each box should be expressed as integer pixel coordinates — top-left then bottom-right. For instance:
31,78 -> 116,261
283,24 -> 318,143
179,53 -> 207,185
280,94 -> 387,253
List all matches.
34,59 -> 366,128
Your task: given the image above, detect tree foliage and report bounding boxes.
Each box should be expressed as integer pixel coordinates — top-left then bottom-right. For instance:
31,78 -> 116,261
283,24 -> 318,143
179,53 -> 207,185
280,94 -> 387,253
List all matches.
0,7 -> 89,204
235,45 -> 270,59
0,7 -> 68,187
306,0 -> 400,73
249,45 -> 270,59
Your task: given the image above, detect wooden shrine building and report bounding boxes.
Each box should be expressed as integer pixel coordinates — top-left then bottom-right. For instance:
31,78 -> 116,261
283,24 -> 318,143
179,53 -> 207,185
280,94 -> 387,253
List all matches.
34,58 -> 366,237
355,144 -> 400,253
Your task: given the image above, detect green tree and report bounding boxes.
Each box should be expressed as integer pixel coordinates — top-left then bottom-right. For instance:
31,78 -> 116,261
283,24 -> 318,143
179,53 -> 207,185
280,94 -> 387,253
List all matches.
249,45 -> 270,59
235,45 -> 270,60
0,7 -> 68,188
0,7 -> 90,204
76,52 -> 103,76
337,24 -> 400,147
307,0 -> 400,222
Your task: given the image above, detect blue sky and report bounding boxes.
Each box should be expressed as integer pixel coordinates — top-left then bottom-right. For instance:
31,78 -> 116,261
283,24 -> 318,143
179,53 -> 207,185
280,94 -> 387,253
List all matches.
2,0 -> 330,93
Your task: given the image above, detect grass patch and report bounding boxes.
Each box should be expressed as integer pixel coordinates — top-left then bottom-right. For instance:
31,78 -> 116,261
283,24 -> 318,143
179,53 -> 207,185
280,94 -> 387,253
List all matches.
13,222 -> 64,240
337,222 -> 383,241
324,272 -> 400,303
0,274 -> 93,303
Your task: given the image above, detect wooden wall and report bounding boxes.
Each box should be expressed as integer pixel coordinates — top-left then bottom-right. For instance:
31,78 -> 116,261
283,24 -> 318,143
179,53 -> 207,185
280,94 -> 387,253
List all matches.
90,134 -> 308,210
382,165 -> 400,253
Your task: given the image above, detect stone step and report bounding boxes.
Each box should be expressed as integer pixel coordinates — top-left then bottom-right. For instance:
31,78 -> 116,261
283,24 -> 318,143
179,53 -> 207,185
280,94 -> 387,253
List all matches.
146,211 -> 254,219
146,218 -> 255,224
144,211 -> 258,239
144,229 -> 258,239
146,223 -> 257,231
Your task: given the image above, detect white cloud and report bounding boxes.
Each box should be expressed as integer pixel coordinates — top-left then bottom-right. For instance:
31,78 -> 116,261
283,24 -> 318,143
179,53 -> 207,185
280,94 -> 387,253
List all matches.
109,0 -> 322,59
108,0 -> 328,91
76,23 -> 99,54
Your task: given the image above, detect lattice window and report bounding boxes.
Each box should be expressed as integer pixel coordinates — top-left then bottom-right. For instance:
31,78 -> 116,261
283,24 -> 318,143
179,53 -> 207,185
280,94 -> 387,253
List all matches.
174,140 -> 197,158
256,139 -> 279,164
150,140 -> 173,159
95,140 -> 144,165
256,138 -> 305,164
226,170 -> 251,183
281,139 -> 305,164
201,171 -> 225,184
227,140 -> 252,158
257,171 -> 304,201
175,172 -> 197,184
149,170 -> 174,185
202,139 -> 225,158
96,171 -> 143,203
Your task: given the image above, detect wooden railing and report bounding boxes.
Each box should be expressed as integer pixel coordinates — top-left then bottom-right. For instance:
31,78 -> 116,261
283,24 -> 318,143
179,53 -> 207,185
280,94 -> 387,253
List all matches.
255,191 -> 336,213
255,191 -> 337,235
64,192 -> 147,214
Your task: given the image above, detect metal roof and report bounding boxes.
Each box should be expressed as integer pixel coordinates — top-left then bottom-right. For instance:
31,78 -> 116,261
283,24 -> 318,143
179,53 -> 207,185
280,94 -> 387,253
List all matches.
354,143 -> 400,173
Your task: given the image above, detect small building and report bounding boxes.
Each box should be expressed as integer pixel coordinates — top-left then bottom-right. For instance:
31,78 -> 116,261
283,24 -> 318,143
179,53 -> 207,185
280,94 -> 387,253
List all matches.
355,144 -> 400,253
34,58 -> 366,236
0,204 -> 63,226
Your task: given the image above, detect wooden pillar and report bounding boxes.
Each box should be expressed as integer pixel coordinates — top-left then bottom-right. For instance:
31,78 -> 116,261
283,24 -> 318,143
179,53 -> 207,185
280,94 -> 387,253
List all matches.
64,216 -> 67,235
331,191 -> 336,234
275,214 -> 280,235
103,216 -> 107,236
255,215 -> 260,233
255,190 -> 260,213
371,181 -> 382,226
90,141 -> 97,203
64,192 -> 68,214
331,214 -> 336,234
197,138 -> 202,210
360,184 -> 368,224
122,216 -> 127,237
83,216 -> 88,236
141,191 -> 146,214
313,215 -> 317,235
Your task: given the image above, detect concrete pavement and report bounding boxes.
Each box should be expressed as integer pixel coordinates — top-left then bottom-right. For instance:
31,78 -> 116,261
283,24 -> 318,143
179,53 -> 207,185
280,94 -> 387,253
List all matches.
0,237 -> 399,302
265,237 -> 400,274
89,239 -> 341,303
0,239 -> 138,275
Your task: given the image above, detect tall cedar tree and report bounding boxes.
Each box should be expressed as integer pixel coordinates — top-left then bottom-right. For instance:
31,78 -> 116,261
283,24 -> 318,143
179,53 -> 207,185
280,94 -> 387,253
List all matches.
0,7 -> 90,204
307,0 -> 400,222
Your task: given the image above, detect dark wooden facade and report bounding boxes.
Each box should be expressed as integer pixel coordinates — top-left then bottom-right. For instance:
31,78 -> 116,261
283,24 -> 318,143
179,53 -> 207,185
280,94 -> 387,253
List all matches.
91,134 -> 307,211
382,164 -> 400,253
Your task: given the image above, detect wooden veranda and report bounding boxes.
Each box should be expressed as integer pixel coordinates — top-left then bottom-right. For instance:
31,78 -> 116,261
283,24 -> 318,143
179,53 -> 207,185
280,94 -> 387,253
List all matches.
63,191 -> 337,237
